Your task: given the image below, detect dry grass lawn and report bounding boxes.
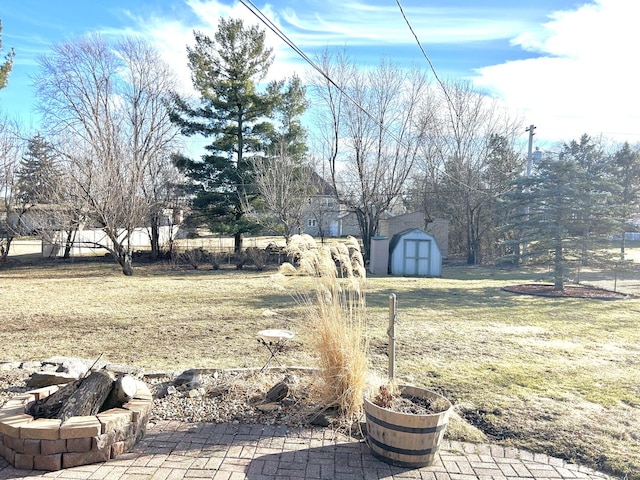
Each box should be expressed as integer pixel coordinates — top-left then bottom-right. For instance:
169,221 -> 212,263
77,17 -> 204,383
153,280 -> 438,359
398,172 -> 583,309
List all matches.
1,254 -> 639,479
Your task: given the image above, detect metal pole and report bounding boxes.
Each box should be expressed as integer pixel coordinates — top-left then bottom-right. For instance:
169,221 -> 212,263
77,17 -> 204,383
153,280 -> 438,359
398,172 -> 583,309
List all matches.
526,124 -> 536,177
523,124 -> 536,264
388,293 -> 397,381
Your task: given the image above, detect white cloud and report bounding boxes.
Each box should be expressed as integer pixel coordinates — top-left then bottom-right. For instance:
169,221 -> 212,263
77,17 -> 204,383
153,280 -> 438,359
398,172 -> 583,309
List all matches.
127,0 -> 310,92
473,0 -> 640,144
280,1 -> 530,46
125,0 -> 640,147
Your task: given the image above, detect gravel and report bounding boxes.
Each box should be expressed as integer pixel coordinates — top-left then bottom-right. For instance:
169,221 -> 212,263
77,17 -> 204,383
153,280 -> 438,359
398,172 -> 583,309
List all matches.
0,360 -> 328,428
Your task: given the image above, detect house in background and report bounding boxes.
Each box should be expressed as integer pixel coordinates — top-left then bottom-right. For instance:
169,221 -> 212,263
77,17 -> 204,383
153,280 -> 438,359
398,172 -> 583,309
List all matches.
301,172 -> 341,238
302,195 -> 341,237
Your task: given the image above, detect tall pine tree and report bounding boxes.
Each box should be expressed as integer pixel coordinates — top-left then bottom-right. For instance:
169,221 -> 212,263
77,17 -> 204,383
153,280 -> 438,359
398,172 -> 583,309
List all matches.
0,19 -> 14,89
15,133 -> 60,205
504,135 -> 617,290
170,18 -> 281,252
611,142 -> 640,259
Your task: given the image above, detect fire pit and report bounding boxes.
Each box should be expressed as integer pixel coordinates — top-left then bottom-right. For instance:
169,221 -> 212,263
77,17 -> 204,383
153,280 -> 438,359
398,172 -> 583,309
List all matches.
0,379 -> 152,471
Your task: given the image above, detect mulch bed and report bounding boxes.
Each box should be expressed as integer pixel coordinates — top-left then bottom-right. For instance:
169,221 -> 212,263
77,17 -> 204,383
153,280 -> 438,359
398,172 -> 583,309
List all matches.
502,284 -> 629,300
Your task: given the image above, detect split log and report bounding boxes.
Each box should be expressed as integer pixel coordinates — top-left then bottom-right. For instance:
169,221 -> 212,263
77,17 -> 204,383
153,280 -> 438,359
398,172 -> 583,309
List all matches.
28,370 -> 115,421
27,371 -> 79,388
101,375 -> 138,410
28,378 -> 82,419
57,370 -> 115,422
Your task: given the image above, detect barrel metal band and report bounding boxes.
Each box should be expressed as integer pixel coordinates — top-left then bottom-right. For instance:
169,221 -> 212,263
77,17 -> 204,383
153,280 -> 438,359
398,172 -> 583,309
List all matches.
367,433 -> 439,456
365,412 -> 447,434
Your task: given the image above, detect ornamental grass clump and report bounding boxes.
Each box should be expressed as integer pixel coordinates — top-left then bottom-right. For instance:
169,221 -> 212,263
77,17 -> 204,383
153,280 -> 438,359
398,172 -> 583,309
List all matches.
278,234 -> 368,419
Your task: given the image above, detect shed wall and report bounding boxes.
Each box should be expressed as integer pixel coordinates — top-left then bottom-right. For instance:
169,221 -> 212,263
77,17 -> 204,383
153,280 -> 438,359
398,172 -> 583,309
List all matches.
389,230 -> 442,276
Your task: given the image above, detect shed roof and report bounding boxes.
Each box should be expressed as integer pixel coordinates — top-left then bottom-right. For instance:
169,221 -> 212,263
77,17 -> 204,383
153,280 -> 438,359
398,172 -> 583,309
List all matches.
388,227 -> 432,253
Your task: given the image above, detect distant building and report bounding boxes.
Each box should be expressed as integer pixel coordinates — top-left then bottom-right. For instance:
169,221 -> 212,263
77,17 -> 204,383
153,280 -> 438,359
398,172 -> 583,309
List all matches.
369,227 -> 443,277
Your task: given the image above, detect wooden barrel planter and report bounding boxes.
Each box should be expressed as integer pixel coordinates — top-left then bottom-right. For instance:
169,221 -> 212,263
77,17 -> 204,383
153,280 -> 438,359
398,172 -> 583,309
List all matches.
364,385 -> 452,468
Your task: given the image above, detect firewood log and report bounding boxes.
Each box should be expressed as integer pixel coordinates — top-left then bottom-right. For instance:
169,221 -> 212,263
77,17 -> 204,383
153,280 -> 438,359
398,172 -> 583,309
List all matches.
57,370 -> 115,423
101,375 -> 138,410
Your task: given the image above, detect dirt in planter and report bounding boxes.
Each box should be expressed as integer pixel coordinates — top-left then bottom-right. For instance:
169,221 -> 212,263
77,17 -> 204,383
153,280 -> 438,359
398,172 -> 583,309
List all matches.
372,385 -> 449,415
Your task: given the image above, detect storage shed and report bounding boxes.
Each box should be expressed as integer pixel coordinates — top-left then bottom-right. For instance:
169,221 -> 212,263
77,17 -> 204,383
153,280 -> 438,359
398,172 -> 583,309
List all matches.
388,228 -> 442,276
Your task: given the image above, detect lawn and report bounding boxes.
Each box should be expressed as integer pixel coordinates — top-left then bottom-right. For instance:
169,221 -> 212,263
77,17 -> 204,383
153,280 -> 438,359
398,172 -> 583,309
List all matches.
1,256 -> 639,479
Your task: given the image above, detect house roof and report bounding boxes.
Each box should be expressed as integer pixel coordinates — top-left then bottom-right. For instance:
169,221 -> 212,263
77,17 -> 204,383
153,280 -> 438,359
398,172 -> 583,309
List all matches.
304,167 -> 336,196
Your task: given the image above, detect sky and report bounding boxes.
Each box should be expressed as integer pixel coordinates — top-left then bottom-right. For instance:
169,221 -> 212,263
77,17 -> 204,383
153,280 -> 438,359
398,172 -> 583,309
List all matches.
1,0 -> 638,153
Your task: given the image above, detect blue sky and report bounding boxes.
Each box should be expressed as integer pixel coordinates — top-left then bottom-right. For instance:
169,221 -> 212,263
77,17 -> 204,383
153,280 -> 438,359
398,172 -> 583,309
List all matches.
1,0 -> 638,150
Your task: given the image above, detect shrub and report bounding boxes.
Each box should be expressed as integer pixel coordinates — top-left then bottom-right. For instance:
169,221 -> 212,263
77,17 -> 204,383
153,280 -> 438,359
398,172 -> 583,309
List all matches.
181,247 -> 207,269
245,247 -> 269,271
209,251 -> 223,270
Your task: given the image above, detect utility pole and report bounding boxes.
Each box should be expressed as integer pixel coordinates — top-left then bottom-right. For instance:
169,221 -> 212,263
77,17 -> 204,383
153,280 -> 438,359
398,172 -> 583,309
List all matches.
526,125 -> 536,177
522,124 -> 536,265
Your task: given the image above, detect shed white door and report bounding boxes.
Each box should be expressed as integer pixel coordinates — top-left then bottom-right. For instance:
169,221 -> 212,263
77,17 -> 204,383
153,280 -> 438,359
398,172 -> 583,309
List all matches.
403,239 -> 431,275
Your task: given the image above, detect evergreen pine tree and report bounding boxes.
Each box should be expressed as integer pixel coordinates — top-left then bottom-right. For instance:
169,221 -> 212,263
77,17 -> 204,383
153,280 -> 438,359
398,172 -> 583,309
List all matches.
170,18 -> 284,252
16,133 -> 60,205
504,135 -> 617,290
0,19 -> 15,90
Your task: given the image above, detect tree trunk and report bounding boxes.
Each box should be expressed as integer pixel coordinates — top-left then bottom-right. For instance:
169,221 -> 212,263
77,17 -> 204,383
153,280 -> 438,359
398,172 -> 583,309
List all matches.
121,255 -> 133,276
113,243 -> 133,275
234,231 -> 243,254
0,236 -> 13,264
57,370 -> 115,422
553,241 -> 564,291
63,227 -> 78,259
150,213 -> 160,259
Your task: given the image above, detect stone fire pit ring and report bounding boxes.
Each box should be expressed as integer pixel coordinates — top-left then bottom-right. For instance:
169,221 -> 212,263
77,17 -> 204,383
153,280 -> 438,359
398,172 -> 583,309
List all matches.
0,380 -> 152,471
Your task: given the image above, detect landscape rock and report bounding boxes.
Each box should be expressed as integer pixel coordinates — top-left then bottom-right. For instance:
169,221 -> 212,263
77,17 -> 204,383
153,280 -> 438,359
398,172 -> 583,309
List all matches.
174,369 -> 203,388
188,388 -> 205,399
207,385 -> 228,397
26,371 -> 78,388
44,356 -> 106,370
256,402 -> 280,413
57,360 -> 89,378
283,374 -> 299,385
266,381 -> 289,402
104,362 -> 144,377
0,362 -> 22,371
308,408 -> 339,427
21,361 -> 44,371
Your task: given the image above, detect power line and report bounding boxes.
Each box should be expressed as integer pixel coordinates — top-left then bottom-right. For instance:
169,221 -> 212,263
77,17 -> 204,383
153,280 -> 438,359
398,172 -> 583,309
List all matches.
394,0 -> 455,111
238,0 -> 414,150
238,0 -> 496,195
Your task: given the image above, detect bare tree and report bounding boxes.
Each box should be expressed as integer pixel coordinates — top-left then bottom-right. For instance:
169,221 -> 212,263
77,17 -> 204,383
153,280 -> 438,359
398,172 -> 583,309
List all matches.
409,81 -> 523,264
0,116 -> 23,263
118,37 -> 182,260
252,141 -> 312,241
312,52 -> 431,260
34,35 -> 179,274
142,150 -> 183,259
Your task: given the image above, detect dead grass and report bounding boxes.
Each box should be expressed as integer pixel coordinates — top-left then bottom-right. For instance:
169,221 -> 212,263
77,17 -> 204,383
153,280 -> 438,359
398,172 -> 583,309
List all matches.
277,235 -> 368,420
1,257 -> 639,479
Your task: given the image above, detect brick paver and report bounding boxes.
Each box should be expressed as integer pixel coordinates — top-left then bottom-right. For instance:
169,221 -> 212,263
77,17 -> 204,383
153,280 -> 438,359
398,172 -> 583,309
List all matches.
0,421 -> 617,479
